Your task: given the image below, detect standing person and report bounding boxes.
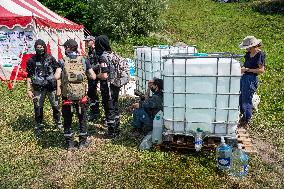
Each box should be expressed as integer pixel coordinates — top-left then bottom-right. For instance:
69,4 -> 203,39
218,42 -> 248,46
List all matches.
239,36 -> 265,127
84,36 -> 100,121
95,35 -> 121,138
26,39 -> 62,136
54,39 -> 96,150
130,78 -> 163,135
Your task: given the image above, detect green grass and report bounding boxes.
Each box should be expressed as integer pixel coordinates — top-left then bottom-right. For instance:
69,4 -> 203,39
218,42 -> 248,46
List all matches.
1,0 -> 284,188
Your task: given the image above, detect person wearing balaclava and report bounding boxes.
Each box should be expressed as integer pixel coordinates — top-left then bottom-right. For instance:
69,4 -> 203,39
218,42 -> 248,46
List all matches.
54,39 -> 96,150
26,39 -> 62,137
129,78 -> 164,136
95,35 -> 121,138
84,36 -> 100,122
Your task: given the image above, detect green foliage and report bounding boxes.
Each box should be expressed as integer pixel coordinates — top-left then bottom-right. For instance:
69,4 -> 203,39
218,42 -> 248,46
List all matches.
89,0 -> 168,39
39,0 -> 93,31
39,0 -> 168,39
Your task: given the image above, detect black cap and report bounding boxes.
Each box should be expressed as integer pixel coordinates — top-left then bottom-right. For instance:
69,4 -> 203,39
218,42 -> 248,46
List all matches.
63,39 -> 78,50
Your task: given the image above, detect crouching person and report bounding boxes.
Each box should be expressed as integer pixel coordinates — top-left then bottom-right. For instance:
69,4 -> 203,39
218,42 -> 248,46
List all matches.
26,39 -> 62,136
54,39 -> 96,150
130,78 -> 163,136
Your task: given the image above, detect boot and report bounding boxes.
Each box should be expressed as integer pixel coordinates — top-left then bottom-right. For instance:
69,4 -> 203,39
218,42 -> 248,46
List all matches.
65,137 -> 75,151
88,112 -> 99,122
34,123 -> 44,137
104,121 -> 116,138
79,135 -> 91,149
113,116 -> 120,135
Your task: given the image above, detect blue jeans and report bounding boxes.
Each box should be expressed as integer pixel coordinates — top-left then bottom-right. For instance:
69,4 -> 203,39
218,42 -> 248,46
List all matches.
240,74 -> 258,121
132,108 -> 153,129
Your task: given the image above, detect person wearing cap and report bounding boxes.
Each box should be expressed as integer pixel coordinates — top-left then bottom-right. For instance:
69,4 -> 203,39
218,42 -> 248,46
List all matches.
54,39 -> 96,150
26,39 -> 62,136
84,36 -> 100,122
238,36 -> 265,127
129,78 -> 164,136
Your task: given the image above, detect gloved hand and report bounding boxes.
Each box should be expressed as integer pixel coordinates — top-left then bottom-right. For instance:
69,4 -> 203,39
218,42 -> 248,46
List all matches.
46,75 -> 55,81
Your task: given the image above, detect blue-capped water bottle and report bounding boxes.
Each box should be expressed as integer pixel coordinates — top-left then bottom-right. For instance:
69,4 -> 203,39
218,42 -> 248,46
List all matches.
216,136 -> 232,171
230,144 -> 249,177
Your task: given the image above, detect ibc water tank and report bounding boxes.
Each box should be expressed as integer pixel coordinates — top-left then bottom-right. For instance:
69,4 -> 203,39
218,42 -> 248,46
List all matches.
134,45 -> 197,94
162,53 -> 242,137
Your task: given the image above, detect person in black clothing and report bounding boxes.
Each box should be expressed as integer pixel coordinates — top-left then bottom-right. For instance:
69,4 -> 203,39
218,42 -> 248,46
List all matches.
130,78 -> 163,135
95,35 -> 121,138
84,36 -> 100,121
26,39 -> 62,136
54,39 -> 96,150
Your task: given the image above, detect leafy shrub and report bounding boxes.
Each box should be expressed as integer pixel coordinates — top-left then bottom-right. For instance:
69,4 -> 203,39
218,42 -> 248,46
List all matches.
89,0 -> 168,39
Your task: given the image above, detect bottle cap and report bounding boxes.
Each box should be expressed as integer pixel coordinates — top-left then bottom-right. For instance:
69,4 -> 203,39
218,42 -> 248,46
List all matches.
237,143 -> 242,149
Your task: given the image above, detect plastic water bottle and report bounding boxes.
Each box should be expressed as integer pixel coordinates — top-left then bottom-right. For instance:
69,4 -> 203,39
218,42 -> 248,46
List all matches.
216,136 -> 232,171
152,111 -> 163,144
139,132 -> 153,150
230,144 -> 249,177
195,128 -> 203,151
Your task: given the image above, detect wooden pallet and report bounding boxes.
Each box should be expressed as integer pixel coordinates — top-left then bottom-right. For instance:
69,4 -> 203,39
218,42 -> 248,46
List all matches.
236,128 -> 257,154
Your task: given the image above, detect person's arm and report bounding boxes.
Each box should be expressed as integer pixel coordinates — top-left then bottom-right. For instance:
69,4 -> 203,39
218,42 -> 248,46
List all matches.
54,68 -> 62,80
97,62 -> 108,79
144,80 -> 154,100
26,59 -> 34,99
97,55 -> 108,80
246,52 -> 265,74
27,77 -> 34,99
247,65 -> 265,74
88,68 -> 96,80
56,79 -> 61,96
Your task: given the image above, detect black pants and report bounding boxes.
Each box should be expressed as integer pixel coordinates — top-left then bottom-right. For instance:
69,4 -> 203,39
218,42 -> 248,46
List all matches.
100,80 -> 120,123
62,101 -> 88,139
87,79 -> 100,116
33,90 -> 61,125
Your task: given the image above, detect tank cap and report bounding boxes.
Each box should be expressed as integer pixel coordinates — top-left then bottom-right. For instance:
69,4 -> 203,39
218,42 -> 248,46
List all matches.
221,136 -> 225,143
197,128 -> 203,132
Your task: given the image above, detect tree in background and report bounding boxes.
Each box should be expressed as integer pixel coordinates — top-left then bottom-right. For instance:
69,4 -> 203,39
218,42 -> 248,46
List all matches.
39,0 -> 93,33
39,0 -> 167,40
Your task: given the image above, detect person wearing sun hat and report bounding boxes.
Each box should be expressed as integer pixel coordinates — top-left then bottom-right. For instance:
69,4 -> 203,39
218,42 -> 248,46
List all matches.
238,36 -> 265,128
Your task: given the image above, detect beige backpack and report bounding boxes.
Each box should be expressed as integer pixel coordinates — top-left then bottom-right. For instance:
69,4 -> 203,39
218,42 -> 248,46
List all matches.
62,56 -> 87,101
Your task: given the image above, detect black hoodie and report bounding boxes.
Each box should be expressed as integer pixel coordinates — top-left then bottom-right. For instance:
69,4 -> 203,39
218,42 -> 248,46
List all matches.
26,39 -> 60,91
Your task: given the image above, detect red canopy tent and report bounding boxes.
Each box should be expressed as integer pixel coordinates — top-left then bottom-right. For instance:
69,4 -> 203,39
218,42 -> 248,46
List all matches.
0,0 -> 85,82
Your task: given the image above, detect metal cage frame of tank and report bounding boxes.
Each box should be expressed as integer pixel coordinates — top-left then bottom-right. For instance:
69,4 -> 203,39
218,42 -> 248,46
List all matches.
161,52 -> 243,142
134,46 -> 198,94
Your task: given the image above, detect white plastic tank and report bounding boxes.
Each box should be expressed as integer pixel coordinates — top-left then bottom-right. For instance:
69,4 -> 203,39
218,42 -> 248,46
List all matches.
134,45 -> 197,93
163,53 -> 242,136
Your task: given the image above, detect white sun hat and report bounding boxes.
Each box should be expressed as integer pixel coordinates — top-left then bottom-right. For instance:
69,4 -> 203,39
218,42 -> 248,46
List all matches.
239,36 -> 262,49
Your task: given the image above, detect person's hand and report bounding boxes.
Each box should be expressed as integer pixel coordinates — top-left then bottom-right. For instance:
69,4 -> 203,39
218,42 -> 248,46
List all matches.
56,88 -> 61,96
27,90 -> 34,99
241,67 -> 249,73
128,103 -> 139,112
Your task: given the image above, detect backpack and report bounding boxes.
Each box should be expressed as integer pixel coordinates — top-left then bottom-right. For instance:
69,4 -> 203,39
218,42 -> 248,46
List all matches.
102,52 -> 130,87
61,56 -> 87,101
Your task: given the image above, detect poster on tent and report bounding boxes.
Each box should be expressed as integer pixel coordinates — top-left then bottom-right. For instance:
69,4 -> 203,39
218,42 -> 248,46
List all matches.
0,30 -> 34,66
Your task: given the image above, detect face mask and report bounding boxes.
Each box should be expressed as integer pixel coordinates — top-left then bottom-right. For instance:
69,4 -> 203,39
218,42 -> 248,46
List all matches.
36,48 -> 45,55
150,86 -> 156,93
